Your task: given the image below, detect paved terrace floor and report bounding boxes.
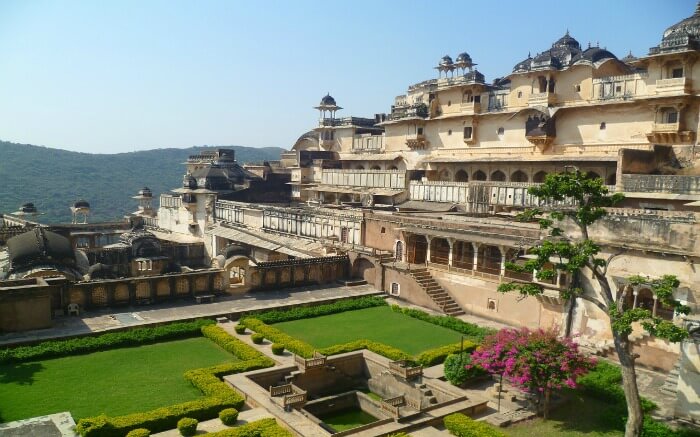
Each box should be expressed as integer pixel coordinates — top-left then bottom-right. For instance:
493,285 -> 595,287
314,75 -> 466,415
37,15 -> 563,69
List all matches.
0,284 -> 382,346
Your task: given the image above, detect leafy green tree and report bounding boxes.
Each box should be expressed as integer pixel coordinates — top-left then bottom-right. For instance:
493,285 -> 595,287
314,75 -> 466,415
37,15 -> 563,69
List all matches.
497,171 -> 690,437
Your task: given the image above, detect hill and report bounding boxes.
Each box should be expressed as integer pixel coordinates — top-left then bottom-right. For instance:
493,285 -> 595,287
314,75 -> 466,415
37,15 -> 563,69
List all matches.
0,141 -> 286,223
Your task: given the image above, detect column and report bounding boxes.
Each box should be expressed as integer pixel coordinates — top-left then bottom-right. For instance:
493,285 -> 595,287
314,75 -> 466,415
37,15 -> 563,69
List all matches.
632,286 -> 639,308
425,236 -> 433,264
447,238 -> 454,267
556,270 -> 562,287
652,295 -> 658,317
471,242 -> 480,273
499,246 -> 507,277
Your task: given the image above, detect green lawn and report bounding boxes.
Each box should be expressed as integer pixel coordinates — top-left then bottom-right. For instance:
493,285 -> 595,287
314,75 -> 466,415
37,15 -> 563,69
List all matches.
319,408 -> 378,432
503,393 -> 623,437
0,337 -> 236,422
273,306 -> 464,355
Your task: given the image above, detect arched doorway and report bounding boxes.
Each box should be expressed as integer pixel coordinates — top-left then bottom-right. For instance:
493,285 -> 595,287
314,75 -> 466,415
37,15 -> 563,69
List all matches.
533,171 -> 548,183
491,170 -> 506,182
455,169 -> 469,182
511,170 -> 528,182
225,255 -> 254,288
430,238 -> 450,265
452,241 -> 474,269
473,170 -> 487,181
407,235 -> 428,264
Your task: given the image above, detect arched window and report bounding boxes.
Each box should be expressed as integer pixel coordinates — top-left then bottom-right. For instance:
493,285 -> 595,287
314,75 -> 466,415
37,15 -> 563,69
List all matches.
439,169 -> 451,181
370,165 -> 381,170
533,171 -> 548,183
388,165 -> 398,170
491,170 -> 506,182
511,170 -> 528,182
473,170 -> 487,181
356,165 -> 365,170
455,169 -> 469,182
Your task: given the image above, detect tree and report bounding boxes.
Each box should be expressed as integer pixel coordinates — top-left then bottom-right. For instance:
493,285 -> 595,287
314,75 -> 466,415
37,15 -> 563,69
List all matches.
471,327 -> 595,419
497,171 -> 690,436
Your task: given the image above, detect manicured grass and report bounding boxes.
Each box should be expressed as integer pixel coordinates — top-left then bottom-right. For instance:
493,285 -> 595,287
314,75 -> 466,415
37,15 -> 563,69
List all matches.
0,337 -> 236,422
273,306 -> 463,355
319,408 -> 378,432
503,393 -> 623,437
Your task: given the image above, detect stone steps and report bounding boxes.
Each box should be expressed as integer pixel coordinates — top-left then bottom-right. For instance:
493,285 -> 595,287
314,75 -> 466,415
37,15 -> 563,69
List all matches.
410,269 -> 465,317
659,362 -> 680,397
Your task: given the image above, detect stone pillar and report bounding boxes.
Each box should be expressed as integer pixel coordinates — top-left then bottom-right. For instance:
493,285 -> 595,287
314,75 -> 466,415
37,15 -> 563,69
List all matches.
632,286 -> 639,308
447,238 -> 454,267
499,246 -> 507,277
471,242 -> 480,273
425,236 -> 433,264
652,295 -> 658,317
556,270 -> 562,287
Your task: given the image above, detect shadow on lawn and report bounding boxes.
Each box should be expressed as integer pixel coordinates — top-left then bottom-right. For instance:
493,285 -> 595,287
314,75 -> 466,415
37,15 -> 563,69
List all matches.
0,362 -> 44,386
548,393 -> 624,435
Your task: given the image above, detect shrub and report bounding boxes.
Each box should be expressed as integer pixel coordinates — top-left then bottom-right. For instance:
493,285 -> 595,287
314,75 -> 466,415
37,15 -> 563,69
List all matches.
444,413 -> 506,437
240,318 -> 315,357
271,343 -> 285,355
125,429 -> 151,437
390,305 -> 493,341
416,342 -> 477,367
0,319 -> 215,363
251,333 -> 264,344
201,325 -> 268,362
578,362 -> 657,412
249,296 -> 387,324
234,324 -> 247,335
177,417 -> 198,436
444,353 -> 486,386
218,408 -> 239,426
319,339 -> 410,361
205,418 -> 293,437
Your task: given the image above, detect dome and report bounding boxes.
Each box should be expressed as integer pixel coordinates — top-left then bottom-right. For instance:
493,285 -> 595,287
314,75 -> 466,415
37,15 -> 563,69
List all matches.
87,263 -> 115,280
513,32 -> 584,72
553,31 -> 581,50
455,52 -> 472,64
138,187 -> 152,197
439,55 -> 454,66
320,94 -> 337,106
73,199 -> 90,209
6,228 -> 76,269
183,174 -> 197,189
20,203 -> 37,213
464,69 -> 485,84
621,50 -> 638,64
653,4 -> 700,53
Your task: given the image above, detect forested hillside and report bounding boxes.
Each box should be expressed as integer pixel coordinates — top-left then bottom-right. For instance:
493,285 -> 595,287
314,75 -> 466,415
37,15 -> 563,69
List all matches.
0,141 -> 285,223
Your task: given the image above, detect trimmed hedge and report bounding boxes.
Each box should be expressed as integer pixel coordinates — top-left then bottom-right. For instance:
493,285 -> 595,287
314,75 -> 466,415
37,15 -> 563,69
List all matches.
271,343 -> 285,355
177,417 -> 197,436
444,413 -> 506,437
75,325 -> 274,437
0,319 -> 215,363
390,305 -> 493,341
218,408 -> 239,426
249,296 -> 387,324
234,324 -> 247,335
240,318 -> 315,357
251,333 -> 264,344
205,418 -> 293,437
319,339 -> 410,361
416,341 -> 476,367
125,429 -> 150,437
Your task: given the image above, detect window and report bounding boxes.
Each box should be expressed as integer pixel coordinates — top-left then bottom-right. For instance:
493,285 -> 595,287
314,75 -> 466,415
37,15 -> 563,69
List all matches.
575,84 -> 581,92
517,91 -> 522,98
390,282 -> 400,296
487,298 -> 497,311
463,126 -> 473,139
497,127 -> 505,135
447,100 -> 451,107
600,122 -> 606,130
417,127 -> 424,135
672,67 -> 684,78
664,111 -> 678,124
448,129 -> 452,135
615,85 -> 622,93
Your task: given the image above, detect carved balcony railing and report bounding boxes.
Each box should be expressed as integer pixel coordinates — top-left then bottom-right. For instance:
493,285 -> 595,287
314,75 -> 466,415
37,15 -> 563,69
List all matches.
655,77 -> 691,95
646,122 -> 695,144
406,133 -> 428,150
528,92 -> 557,107
294,352 -> 326,371
389,360 -> 423,380
459,101 -> 481,115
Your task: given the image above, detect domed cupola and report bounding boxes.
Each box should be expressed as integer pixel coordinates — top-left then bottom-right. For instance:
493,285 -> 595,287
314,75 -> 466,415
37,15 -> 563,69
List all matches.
651,3 -> 700,54
435,55 -> 456,77
319,94 -> 336,107
138,187 -> 152,197
73,199 -> 90,209
19,203 -> 37,214
553,31 -> 581,50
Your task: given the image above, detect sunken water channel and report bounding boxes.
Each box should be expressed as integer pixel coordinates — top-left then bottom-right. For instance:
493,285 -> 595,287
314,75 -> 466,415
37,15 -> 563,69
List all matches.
234,350 -> 487,436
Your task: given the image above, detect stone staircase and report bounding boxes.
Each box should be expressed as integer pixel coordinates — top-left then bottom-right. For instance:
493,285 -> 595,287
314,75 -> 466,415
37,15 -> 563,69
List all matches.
417,383 -> 438,406
659,362 -> 681,397
410,268 -> 464,316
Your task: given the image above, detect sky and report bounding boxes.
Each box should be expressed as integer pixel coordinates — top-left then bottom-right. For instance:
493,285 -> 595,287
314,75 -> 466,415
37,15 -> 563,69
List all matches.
0,0 -> 695,154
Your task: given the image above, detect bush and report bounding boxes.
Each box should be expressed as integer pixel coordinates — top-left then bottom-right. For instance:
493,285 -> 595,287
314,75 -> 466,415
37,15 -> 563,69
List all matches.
390,305 -> 493,341
271,343 -> 285,355
319,339 -> 410,361
0,319 -> 215,363
218,408 -> 239,426
249,296 -> 387,324
177,417 -> 198,436
240,318 -> 315,357
444,353 -> 486,386
201,325 -> 268,362
125,429 -> 150,437
205,418 -> 293,437
444,413 -> 506,437
251,333 -> 264,344
416,342 -> 477,367
578,362 -> 656,412
234,324 -> 247,335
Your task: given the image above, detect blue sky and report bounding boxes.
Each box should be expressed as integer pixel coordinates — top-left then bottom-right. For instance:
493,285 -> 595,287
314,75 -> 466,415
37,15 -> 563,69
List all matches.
0,0 -> 694,153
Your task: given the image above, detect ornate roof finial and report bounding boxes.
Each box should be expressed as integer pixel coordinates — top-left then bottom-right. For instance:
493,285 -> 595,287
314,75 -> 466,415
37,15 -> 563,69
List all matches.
588,41 -> 591,49
565,28 -> 570,36
696,1 -> 700,16
596,41 -> 600,48
528,51 -> 531,58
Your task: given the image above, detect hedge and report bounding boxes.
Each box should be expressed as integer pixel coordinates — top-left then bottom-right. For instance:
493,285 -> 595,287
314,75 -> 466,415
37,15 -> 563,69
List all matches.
390,305 -> 493,341
75,325 -> 274,437
319,339 -> 410,361
251,333 -> 264,344
205,418 -> 293,437
444,413 -> 506,437
234,324 -> 247,335
444,353 -> 487,386
271,343 -> 285,355
0,319 -> 215,363
248,296 -> 387,324
218,408 -> 239,426
577,361 -> 656,412
240,318 -> 316,357
177,417 -> 197,436
125,429 -> 150,437
415,341 -> 476,367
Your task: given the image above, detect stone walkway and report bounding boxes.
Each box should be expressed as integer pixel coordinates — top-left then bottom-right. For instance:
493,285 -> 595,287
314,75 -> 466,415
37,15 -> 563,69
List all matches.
0,284 -> 382,346
151,407 -> 273,436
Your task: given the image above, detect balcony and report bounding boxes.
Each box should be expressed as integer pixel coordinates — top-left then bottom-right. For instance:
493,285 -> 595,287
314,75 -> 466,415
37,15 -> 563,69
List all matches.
646,122 -> 695,144
406,133 -> 428,150
655,77 -> 691,95
528,92 -> 557,107
459,101 -> 481,115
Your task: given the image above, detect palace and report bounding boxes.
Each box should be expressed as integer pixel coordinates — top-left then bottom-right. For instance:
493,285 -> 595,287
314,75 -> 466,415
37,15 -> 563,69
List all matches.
2,3 -> 700,424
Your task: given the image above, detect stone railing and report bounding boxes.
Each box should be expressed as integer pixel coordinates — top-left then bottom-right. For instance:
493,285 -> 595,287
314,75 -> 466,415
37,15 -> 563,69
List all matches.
459,101 -> 481,114
321,169 -> 406,189
270,383 -> 293,397
142,216 -> 159,228
621,174 -> 700,194
352,134 -> 384,152
528,92 -> 557,106
650,122 -> 680,133
389,360 -> 423,380
655,77 -> 691,94
381,395 -> 405,419
294,352 -> 326,371
159,194 -> 181,209
604,207 -> 696,221
283,384 -> 307,408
